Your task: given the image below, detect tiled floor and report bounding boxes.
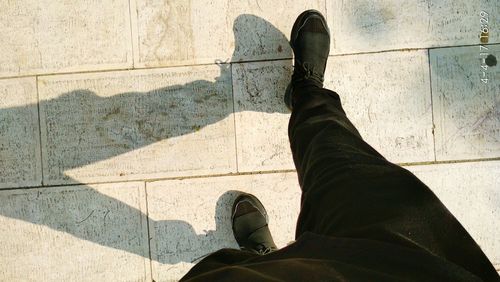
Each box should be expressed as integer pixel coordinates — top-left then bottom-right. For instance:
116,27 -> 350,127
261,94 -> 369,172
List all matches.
0,0 -> 498,281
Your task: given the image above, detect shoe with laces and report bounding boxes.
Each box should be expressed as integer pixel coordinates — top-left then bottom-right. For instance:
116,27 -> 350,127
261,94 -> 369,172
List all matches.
232,193 -> 277,255
285,10 -> 331,111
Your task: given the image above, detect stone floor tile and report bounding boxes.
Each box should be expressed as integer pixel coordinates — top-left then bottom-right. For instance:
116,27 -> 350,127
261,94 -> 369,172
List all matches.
226,1 -> 325,62
0,77 -> 42,189
407,161 -> 500,266
38,66 -> 236,185
146,172 -> 300,281
324,50 -> 434,163
132,0 -> 325,67
327,0 -> 499,54
232,60 -> 294,172
431,44 -> 499,161
0,182 -> 151,281
132,0 -> 232,68
0,0 -> 132,77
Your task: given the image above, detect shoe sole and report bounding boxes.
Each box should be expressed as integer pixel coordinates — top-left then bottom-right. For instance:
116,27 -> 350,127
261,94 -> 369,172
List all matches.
285,10 -> 330,111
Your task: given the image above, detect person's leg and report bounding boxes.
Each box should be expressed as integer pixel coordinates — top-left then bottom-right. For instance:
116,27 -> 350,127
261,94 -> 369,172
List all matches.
287,10 -> 497,280
181,10 -> 498,281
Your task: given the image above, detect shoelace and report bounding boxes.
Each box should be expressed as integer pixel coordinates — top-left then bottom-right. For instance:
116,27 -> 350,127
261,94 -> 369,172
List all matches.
292,62 -> 324,86
241,244 -> 275,255
255,244 -> 274,255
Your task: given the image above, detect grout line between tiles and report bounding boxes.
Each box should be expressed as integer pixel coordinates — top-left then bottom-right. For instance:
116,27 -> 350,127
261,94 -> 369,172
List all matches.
1,157 -> 500,191
230,63 -> 239,172
142,182 -> 154,280
35,76 -> 45,186
0,59 -> 286,80
1,42 -> 498,81
324,0 -> 328,22
427,49 -> 438,162
127,0 -> 135,69
397,157 -> 500,167
2,170 -> 299,191
331,43 -> 500,57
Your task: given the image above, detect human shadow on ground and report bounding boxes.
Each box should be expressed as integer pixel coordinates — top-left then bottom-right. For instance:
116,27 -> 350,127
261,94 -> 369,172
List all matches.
1,187 -> 242,267
37,12 -> 292,183
0,14 -> 292,266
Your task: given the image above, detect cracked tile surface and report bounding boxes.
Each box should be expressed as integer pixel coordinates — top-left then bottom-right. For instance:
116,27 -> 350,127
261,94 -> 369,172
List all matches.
431,44 -> 500,161
233,60 -> 294,172
327,0 -> 499,54
147,172 -> 300,281
0,182 -> 150,281
132,0 -> 324,67
325,50 -> 435,163
38,66 -> 236,185
0,78 -> 42,189
0,0 -> 132,77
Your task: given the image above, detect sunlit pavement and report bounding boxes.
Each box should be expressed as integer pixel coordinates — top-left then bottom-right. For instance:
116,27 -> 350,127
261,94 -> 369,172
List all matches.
0,1 -> 498,280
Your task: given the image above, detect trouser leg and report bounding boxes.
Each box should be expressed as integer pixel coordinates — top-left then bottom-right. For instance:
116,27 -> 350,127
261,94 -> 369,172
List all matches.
289,84 -> 497,280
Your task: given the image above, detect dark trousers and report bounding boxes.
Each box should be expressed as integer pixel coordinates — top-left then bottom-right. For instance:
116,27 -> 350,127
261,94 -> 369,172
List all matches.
181,85 -> 499,281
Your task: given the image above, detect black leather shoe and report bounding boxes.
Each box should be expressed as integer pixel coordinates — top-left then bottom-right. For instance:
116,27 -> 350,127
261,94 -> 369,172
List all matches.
285,10 -> 331,111
232,193 -> 277,255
